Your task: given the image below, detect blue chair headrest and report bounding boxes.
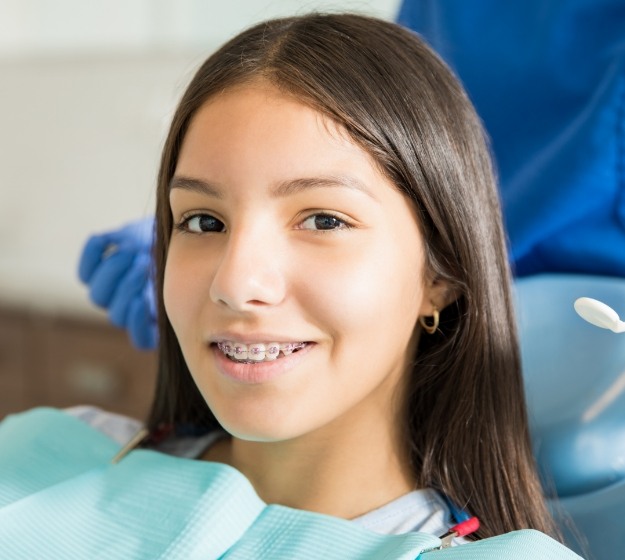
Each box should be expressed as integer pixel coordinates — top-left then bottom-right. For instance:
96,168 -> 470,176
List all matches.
515,274 -> 625,498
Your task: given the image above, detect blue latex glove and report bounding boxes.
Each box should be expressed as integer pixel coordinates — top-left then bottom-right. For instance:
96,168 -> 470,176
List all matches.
78,217 -> 157,350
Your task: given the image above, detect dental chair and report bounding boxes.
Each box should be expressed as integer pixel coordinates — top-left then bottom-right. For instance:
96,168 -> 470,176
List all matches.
515,274 -> 625,560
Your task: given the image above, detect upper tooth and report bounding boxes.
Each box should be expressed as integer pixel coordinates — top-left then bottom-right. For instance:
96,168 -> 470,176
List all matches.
280,342 -> 305,356
247,343 -> 266,361
233,344 -> 248,360
265,343 -> 280,361
219,340 -> 306,360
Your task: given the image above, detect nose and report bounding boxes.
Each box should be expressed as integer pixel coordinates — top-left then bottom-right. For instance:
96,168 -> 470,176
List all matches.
209,227 -> 286,311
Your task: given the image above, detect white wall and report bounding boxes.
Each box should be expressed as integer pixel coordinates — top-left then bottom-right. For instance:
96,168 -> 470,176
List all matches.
0,0 -> 401,315
0,1 -> 400,56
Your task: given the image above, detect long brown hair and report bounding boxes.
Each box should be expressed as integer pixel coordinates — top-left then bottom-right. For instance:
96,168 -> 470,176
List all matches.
148,13 -> 556,539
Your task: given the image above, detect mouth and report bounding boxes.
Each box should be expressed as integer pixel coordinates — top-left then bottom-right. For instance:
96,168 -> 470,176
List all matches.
214,341 -> 310,364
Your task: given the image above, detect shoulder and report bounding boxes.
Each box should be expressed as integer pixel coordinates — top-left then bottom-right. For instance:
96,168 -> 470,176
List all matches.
352,488 -> 466,544
64,405 -> 143,445
63,405 -> 224,459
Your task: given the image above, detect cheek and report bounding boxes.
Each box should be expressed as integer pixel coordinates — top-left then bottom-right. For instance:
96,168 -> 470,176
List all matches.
298,238 -> 425,348
163,246 -> 204,336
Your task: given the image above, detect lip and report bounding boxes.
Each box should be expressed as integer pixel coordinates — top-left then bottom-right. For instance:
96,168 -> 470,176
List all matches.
212,341 -> 315,384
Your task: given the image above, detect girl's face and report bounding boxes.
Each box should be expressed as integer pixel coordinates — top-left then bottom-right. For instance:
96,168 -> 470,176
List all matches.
165,83 -> 439,442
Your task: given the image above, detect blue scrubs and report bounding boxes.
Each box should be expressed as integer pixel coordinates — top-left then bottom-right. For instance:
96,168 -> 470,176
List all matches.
398,0 -> 625,277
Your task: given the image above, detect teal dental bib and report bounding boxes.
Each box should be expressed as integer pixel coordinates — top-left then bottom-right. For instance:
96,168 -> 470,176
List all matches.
0,408 -> 583,559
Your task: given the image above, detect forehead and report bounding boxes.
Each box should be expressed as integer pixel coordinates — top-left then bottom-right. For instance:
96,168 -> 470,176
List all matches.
183,83 -> 356,153
174,83 -> 385,189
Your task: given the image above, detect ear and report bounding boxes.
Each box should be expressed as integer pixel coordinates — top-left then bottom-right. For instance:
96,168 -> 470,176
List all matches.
419,275 -> 459,316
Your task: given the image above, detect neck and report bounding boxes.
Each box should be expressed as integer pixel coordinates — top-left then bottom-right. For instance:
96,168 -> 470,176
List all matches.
204,408 -> 416,519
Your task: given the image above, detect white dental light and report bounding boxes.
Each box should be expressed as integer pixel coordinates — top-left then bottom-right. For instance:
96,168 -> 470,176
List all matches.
574,297 -> 625,333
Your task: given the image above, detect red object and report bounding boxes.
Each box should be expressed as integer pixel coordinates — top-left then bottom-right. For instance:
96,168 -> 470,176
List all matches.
451,517 -> 480,538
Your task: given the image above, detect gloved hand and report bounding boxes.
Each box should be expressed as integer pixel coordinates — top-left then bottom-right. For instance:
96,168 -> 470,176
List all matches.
78,217 -> 157,350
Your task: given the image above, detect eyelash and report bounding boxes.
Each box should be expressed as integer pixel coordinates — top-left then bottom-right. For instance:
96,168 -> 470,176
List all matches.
175,214 -> 225,234
174,211 -> 353,234
298,212 -> 353,232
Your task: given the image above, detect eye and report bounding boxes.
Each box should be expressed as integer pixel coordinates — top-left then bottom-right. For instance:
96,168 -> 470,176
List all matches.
178,214 -> 225,233
299,213 -> 350,231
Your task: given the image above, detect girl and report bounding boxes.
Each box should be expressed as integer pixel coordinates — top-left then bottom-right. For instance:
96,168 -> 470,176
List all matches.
3,12 -> 576,556
144,12 -> 555,541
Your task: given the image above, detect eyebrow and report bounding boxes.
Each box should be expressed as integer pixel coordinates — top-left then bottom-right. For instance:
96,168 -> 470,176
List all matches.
169,176 -> 224,198
169,174 -> 376,200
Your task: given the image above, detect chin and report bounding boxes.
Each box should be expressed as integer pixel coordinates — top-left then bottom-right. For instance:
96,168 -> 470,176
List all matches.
221,423 -> 299,443
214,407 -> 313,443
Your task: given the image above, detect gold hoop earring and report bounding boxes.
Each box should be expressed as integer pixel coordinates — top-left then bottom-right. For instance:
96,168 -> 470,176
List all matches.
419,308 -> 439,335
